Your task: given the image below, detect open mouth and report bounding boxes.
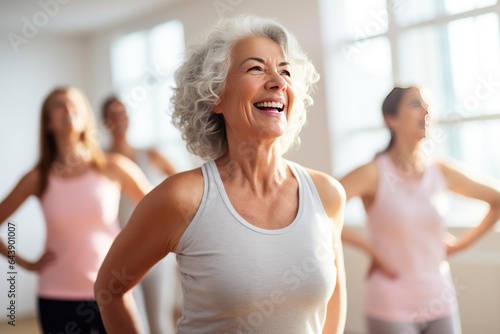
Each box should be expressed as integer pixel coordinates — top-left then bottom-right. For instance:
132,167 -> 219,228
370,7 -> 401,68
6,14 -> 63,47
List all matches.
254,101 -> 284,113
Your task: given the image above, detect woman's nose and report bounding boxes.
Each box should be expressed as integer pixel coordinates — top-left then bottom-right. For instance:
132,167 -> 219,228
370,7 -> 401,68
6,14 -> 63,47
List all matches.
265,71 -> 287,90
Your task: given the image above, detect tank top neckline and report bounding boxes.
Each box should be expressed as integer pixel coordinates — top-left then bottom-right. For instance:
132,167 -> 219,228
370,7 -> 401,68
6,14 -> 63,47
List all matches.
207,160 -> 304,235
49,167 -> 97,183
378,152 -> 433,186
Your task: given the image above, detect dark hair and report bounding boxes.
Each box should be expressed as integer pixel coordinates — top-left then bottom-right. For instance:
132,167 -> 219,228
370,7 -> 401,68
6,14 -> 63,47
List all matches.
380,86 -> 416,153
101,95 -> 120,120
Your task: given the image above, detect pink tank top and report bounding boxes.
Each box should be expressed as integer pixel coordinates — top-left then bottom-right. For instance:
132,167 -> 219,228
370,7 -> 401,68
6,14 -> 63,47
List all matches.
364,154 -> 458,322
39,169 -> 121,300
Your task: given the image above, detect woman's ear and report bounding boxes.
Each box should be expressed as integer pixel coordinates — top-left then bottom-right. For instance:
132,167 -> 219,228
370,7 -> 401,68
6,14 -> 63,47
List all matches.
212,104 -> 223,114
212,91 -> 225,114
384,115 -> 397,131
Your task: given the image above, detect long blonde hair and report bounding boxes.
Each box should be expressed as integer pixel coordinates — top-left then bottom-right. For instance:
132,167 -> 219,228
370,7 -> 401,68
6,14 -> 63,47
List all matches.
36,86 -> 105,196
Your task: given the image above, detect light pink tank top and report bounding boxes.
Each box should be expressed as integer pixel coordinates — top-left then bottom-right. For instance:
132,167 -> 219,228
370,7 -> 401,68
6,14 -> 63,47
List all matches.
364,154 -> 458,322
39,169 -> 121,300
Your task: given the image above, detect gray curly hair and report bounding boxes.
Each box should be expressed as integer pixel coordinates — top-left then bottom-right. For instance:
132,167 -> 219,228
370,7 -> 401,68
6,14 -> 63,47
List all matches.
171,15 -> 319,160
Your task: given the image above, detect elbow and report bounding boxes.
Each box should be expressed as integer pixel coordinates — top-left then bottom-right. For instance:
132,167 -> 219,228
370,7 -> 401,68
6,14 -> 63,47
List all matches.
94,276 -> 109,307
487,194 -> 500,223
94,271 -> 126,308
490,192 -> 500,215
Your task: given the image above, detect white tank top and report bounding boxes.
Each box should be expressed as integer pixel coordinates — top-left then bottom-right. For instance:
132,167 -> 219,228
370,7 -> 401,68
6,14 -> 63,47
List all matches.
175,160 -> 337,333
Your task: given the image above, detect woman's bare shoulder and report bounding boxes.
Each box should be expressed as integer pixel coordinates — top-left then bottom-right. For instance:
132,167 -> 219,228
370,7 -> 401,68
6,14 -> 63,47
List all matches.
24,168 -> 42,183
342,160 -> 378,180
146,167 -> 205,223
337,159 -> 378,200
120,166 -> 205,253
159,167 -> 203,194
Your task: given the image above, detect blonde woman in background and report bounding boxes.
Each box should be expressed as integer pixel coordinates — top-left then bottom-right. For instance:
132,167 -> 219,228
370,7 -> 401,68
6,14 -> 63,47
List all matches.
0,87 -> 151,333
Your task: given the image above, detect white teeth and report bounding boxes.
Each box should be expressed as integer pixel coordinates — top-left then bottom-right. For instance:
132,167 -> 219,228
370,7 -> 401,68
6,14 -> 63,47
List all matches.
254,101 -> 284,109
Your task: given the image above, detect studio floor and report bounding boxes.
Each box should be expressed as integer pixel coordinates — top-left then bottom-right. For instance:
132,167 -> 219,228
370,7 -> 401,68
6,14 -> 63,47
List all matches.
0,317 -> 39,334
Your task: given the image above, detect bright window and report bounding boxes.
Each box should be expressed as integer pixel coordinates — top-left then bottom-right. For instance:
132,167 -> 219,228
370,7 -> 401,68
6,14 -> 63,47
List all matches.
320,0 -> 500,225
111,20 -> 198,171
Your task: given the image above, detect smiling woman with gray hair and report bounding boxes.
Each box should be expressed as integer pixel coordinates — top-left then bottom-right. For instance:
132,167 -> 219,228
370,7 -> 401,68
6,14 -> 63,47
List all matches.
95,15 -> 346,334
171,15 -> 318,161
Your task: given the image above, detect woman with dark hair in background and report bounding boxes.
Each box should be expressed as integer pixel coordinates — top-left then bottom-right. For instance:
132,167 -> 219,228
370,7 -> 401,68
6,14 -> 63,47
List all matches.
0,86 -> 151,333
340,86 -> 500,334
95,15 -> 346,333
102,96 -> 177,178
102,96 -> 181,333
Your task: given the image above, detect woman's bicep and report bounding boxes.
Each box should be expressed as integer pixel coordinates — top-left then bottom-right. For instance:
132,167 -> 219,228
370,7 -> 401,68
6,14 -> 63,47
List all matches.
339,163 -> 377,201
96,172 -> 201,298
0,170 -> 40,224
323,188 -> 347,333
148,149 -> 177,176
440,161 -> 500,205
96,197 -> 170,298
108,154 -> 153,203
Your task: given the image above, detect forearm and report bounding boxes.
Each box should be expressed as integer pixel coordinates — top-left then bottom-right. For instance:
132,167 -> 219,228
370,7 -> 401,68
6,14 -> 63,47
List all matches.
323,240 -> 347,334
0,241 -> 15,264
96,291 -> 143,334
341,227 -> 375,256
322,281 -> 346,333
0,238 -> 32,271
162,160 -> 177,176
453,206 -> 500,252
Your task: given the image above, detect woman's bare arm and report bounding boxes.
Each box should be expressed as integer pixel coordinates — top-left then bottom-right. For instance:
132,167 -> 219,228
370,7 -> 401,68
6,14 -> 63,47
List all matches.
105,153 -> 153,203
148,149 -> 178,176
439,160 -> 500,254
0,170 -> 54,270
94,169 -> 203,333
308,169 -> 346,334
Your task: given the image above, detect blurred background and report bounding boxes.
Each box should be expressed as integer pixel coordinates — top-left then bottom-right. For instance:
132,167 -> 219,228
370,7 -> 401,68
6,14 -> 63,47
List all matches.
0,0 -> 499,333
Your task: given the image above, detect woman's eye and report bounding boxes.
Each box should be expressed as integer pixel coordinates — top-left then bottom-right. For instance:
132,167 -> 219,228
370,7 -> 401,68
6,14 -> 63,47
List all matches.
281,70 -> 291,77
248,66 -> 262,72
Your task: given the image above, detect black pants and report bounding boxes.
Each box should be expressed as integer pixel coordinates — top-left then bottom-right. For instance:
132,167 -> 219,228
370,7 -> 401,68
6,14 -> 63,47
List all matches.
38,297 -> 107,334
